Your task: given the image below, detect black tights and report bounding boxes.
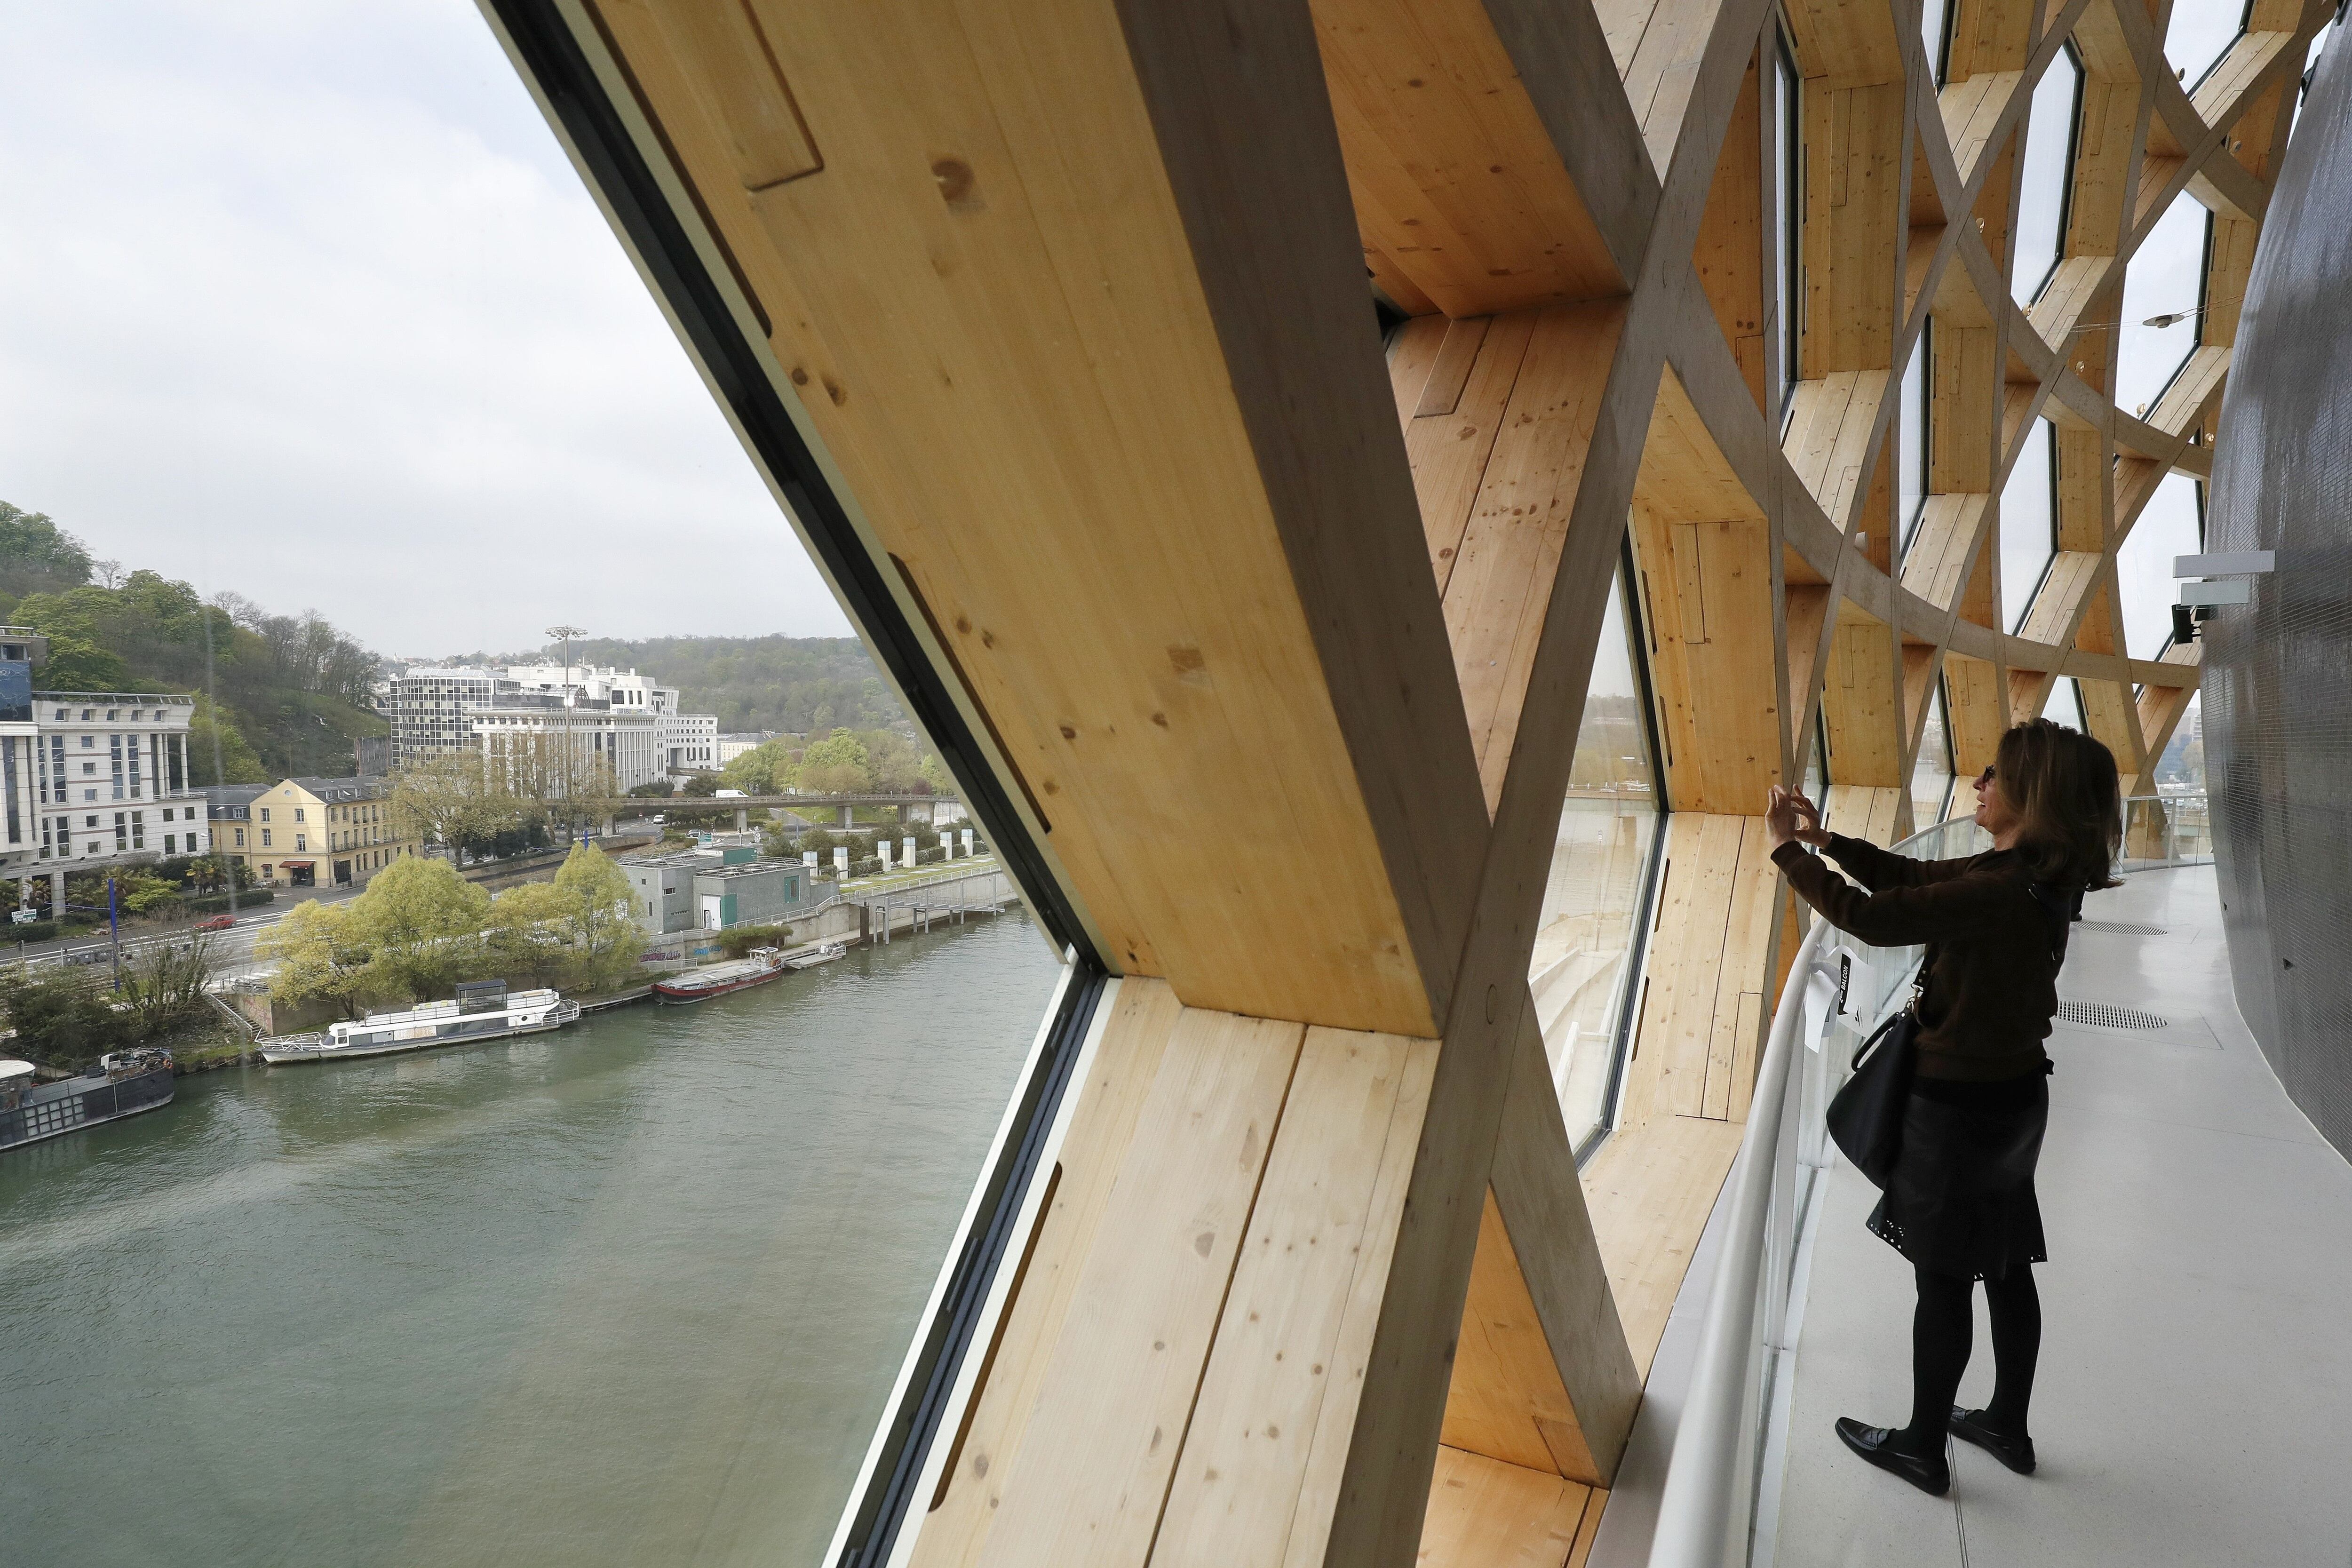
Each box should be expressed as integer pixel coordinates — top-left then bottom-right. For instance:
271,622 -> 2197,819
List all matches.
1890,1264 -> 2042,1458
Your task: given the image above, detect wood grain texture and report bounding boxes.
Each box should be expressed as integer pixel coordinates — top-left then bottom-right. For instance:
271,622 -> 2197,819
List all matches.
1415,1445 -> 1596,1568
1154,1027 -> 1438,1568
971,1007 -> 1303,1568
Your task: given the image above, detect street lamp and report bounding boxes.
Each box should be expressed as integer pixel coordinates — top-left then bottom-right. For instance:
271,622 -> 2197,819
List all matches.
546,625 -> 586,842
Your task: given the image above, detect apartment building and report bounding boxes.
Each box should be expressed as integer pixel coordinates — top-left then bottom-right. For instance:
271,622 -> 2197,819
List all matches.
208,776 -> 416,889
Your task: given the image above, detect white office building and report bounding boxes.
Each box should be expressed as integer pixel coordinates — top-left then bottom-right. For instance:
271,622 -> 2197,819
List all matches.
385,661 -> 719,792
15,690 -> 212,911
663,710 -> 718,774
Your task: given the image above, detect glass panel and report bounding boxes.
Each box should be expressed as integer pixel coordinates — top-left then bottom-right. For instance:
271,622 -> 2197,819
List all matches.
2156,691 -> 2206,791
1909,680 -> 1954,828
1803,705 -> 1828,809
2046,675 -> 2088,732
2119,192 -> 2209,417
2118,475 -> 2203,657
1776,34 -> 1803,412
1899,326 -> 1929,556
2011,45 -> 2082,307
0,9 -> 1074,1566
1531,570 -> 1661,1154
2167,0 -> 2249,90
2001,419 -> 2058,632
1922,0 -> 1951,85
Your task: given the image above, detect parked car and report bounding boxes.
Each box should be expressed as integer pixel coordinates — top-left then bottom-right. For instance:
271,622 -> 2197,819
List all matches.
193,914 -> 237,933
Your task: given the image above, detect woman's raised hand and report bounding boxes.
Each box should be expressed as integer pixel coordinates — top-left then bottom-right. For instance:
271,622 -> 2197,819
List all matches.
1765,785 -> 1830,851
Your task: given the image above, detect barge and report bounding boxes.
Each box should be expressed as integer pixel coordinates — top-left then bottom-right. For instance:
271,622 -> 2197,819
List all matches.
653,940 -> 847,1003
262,980 -> 579,1065
1,1048 -> 176,1153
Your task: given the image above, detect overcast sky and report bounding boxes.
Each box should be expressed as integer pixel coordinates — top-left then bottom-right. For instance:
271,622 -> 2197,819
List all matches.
0,0 -> 851,658
0,4 -> 2313,666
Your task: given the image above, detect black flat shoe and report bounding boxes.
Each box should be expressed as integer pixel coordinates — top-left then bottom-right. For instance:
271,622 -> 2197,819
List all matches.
1835,1417 -> 1950,1496
1949,1407 -> 2036,1474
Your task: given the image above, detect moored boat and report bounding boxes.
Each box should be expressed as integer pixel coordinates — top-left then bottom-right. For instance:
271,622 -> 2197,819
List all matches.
1,1048 -> 176,1154
262,980 -> 580,1065
653,940 -> 846,1003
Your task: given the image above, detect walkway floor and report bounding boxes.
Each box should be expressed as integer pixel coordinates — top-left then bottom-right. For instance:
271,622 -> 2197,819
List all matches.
1768,866 -> 2352,1567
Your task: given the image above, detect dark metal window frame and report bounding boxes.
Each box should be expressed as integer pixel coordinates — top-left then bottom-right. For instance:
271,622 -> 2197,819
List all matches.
1587,535 -> 1672,1162
476,5 -> 1111,1565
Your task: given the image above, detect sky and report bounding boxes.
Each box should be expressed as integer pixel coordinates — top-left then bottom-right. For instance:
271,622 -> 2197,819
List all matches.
0,0 -> 851,657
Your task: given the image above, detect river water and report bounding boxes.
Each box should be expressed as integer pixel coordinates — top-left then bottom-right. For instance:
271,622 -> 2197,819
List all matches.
0,915 -> 1064,1568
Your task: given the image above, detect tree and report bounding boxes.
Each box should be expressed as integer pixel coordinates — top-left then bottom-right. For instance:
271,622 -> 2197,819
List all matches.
719,737 -> 794,795
919,752 -> 956,794
120,938 -> 216,1038
0,967 -> 116,1070
793,728 -> 873,795
188,694 -> 269,785
347,854 -> 490,1004
389,753 -> 506,867
260,899 -> 373,1018
36,632 -> 131,691
549,843 -> 643,990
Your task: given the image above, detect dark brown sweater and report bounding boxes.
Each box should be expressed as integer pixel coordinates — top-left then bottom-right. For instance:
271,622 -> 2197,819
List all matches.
1771,833 -> 2058,1082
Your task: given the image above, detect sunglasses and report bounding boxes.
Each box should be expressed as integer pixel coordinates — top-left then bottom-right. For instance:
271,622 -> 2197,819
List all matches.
1975,765 -> 1997,786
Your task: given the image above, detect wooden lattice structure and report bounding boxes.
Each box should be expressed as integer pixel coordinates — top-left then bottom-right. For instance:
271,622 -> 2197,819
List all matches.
485,0 -> 2330,1561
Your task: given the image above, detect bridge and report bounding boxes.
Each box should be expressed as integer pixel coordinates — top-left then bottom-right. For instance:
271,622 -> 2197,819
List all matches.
614,792 -> 965,832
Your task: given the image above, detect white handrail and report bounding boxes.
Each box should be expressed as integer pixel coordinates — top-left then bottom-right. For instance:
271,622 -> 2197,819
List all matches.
1645,815 -> 1966,1568
1647,913 -> 1831,1567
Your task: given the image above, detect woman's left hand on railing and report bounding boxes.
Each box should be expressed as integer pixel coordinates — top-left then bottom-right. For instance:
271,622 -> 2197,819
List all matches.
1765,785 -> 1832,853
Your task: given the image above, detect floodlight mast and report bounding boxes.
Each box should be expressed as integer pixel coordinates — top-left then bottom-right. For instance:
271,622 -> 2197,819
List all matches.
547,625 -> 587,839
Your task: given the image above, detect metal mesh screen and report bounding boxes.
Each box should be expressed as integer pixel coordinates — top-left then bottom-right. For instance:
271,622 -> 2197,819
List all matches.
2206,19 -> 2352,1158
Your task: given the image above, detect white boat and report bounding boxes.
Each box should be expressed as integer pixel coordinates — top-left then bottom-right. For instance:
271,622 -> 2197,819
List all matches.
262,981 -> 580,1065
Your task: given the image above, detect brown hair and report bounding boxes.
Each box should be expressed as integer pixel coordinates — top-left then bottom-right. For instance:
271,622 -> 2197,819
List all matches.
1994,718 -> 2122,889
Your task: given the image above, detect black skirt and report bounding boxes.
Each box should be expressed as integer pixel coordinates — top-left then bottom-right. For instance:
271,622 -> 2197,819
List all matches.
1866,1069 -> 2049,1281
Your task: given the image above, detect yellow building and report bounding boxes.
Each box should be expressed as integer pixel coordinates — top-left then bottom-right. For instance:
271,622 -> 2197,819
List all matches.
207,777 -> 416,891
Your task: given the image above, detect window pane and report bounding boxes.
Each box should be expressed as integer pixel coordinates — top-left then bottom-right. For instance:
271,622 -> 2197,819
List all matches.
2046,675 -> 2087,732
0,8 -> 1075,1566
1532,572 -> 1660,1154
2119,193 -> 2209,417
2157,691 -> 2206,791
1899,328 -> 1928,556
2118,475 -> 2203,657
1922,0 -> 1950,85
2011,47 -> 2082,306
1776,39 -> 1802,408
2001,420 -> 2058,632
2167,1 -> 2248,90
1910,681 -> 1954,828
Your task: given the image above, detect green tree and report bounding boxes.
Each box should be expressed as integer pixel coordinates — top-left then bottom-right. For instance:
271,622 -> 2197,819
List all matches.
793,728 -> 873,795
918,752 -> 956,794
389,753 -> 507,866
257,899 -> 372,1018
348,854 -> 491,1004
0,968 -> 117,1070
719,738 -> 793,795
119,938 -> 216,1038
188,693 -> 269,785
36,633 -> 130,691
549,842 -> 643,990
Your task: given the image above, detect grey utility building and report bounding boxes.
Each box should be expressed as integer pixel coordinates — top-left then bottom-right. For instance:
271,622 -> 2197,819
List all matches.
619,847 -> 833,935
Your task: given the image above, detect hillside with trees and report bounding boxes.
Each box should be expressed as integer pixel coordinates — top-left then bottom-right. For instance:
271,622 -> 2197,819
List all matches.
452,634 -> 909,736
0,501 -> 385,782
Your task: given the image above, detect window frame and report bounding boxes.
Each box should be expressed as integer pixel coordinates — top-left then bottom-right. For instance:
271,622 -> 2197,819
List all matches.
478,8 -> 1116,1563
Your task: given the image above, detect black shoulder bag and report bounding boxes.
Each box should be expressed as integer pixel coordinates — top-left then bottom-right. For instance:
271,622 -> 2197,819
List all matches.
1826,947 -> 1932,1188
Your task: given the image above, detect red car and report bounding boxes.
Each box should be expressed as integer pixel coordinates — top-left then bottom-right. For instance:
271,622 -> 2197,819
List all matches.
193,914 -> 237,933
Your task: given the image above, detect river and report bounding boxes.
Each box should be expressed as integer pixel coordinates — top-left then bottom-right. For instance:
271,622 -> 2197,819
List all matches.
0,914 -> 1065,1568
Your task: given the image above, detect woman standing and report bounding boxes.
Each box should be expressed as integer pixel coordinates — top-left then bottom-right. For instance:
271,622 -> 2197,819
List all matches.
1764,718 -> 2122,1496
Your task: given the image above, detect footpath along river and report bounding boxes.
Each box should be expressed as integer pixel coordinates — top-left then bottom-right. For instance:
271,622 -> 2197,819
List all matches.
0,913 -> 1063,1568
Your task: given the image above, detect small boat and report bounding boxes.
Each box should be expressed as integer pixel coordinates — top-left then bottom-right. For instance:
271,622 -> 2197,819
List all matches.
1,1048 -> 176,1153
653,941 -> 847,1003
262,980 -> 580,1065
